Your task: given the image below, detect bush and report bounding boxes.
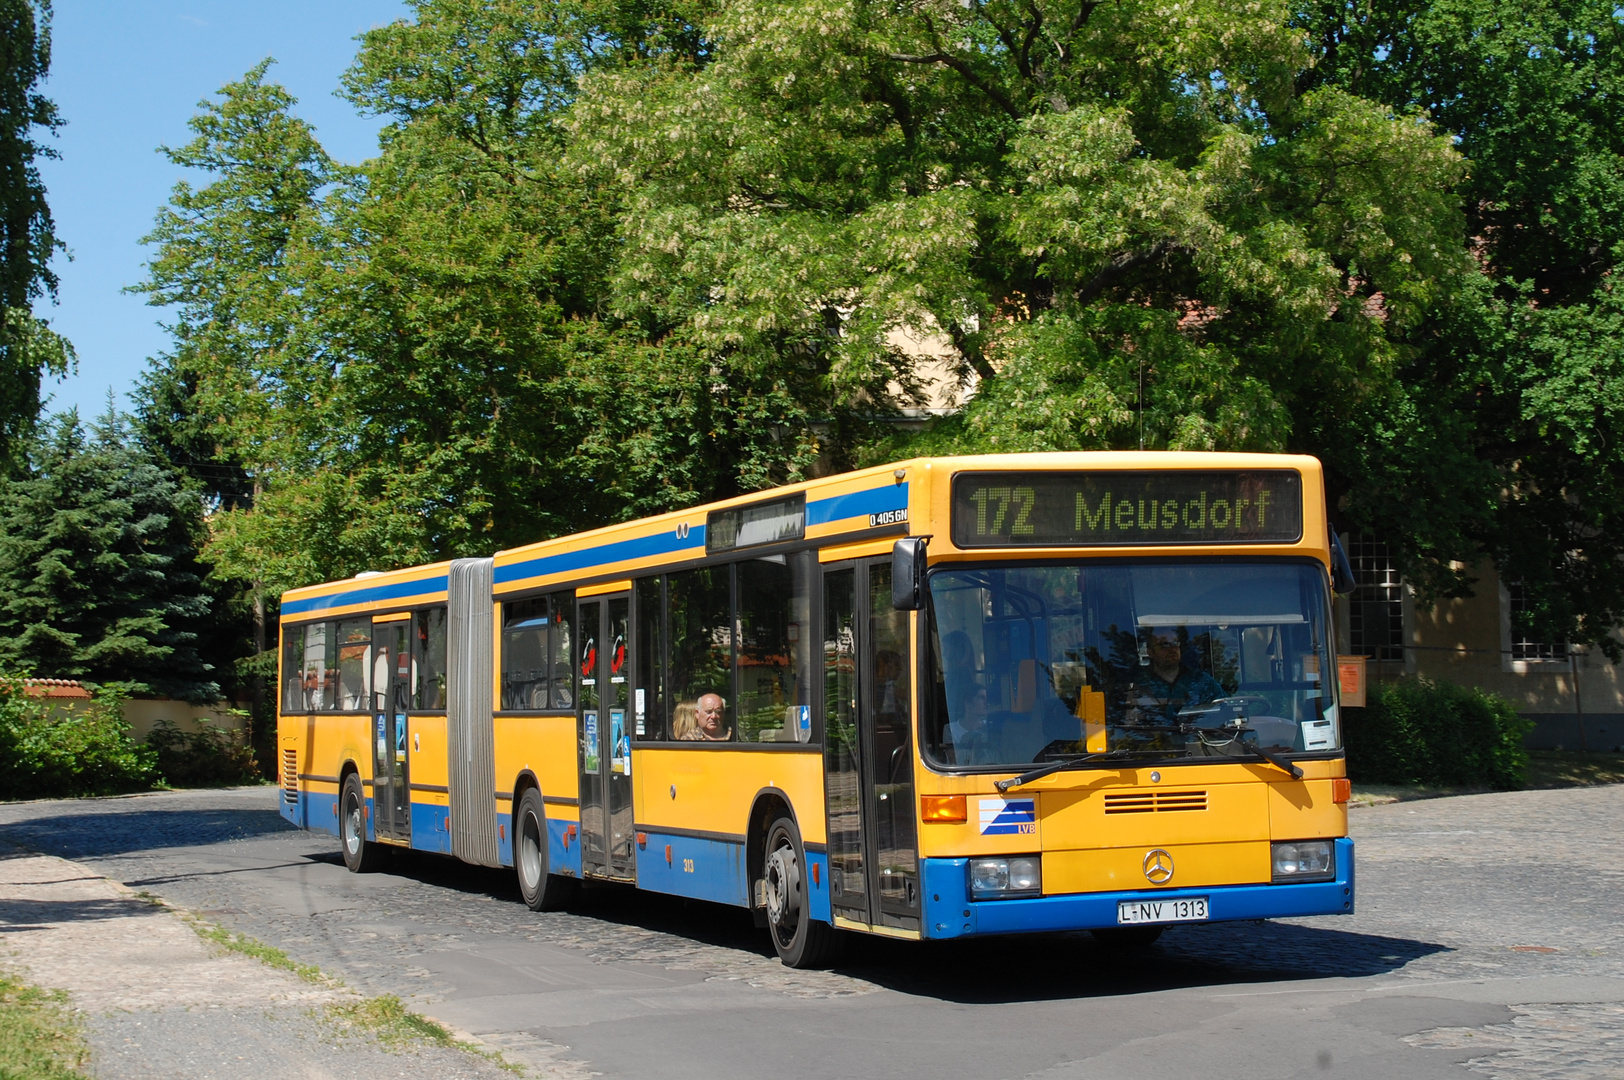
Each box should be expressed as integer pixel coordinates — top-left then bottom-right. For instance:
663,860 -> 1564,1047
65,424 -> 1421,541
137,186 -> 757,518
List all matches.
145,717 -> 258,787
1344,676 -> 1534,790
0,678 -> 159,799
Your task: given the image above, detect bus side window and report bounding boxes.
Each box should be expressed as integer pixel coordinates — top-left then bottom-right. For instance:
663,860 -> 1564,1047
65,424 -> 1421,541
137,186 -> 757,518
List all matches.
737,554 -> 812,742
336,618 -> 371,712
548,591 -> 574,708
500,596 -> 551,710
281,625 -> 304,714
634,577 -> 664,740
303,621 -> 335,712
413,606 -> 447,710
668,566 -> 732,741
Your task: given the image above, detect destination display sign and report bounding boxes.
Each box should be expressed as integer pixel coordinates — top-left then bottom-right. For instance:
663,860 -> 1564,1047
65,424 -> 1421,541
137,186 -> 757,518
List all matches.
951,471 -> 1303,547
707,493 -> 806,553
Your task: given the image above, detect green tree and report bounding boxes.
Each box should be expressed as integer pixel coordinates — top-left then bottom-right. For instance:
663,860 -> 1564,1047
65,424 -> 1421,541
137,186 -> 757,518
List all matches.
0,0 -> 71,459
568,0 -> 1468,500
0,409 -> 219,700
1295,0 -> 1624,654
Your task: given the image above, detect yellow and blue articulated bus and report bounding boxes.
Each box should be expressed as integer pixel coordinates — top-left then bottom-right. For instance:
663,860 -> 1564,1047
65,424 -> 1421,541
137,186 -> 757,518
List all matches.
278,452 -> 1355,967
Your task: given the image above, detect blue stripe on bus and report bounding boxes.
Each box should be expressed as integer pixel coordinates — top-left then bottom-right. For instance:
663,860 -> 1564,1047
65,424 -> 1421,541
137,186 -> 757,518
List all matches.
806,482 -> 907,526
493,481 -> 908,587
494,526 -> 707,586
917,837 -> 1355,939
634,832 -> 750,907
282,575 -> 448,616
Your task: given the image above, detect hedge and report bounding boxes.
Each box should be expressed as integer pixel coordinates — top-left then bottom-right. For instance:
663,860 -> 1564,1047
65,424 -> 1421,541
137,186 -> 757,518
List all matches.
1343,676 -> 1533,790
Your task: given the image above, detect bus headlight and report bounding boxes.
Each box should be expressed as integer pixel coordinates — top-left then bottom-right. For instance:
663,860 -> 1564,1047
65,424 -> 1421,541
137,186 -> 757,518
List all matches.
1271,840 -> 1335,883
969,856 -> 1042,899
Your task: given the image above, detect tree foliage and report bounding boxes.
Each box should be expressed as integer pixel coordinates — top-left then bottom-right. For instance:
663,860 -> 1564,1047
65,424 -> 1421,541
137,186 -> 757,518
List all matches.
0,0 -> 71,460
0,410 -> 220,700
1295,0 -> 1624,654
129,0 -> 1624,658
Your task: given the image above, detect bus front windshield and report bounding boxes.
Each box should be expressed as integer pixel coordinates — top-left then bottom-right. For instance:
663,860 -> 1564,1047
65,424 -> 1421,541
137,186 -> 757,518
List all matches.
923,561 -> 1338,770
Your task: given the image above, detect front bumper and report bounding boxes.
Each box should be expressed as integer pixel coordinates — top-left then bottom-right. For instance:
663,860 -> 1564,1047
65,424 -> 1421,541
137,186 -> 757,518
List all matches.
919,837 -> 1354,939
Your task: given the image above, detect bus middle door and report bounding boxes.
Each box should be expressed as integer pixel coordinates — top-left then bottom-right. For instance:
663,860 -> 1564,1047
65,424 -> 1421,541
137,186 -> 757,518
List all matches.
577,594 -> 635,881
371,619 -> 411,843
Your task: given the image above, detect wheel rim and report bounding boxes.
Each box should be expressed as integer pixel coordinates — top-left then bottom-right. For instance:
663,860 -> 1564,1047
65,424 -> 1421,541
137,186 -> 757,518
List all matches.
344,793 -> 362,856
764,832 -> 800,945
519,810 -> 543,891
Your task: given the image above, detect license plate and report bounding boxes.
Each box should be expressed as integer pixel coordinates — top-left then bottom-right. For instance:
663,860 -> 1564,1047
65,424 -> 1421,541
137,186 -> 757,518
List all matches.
1117,897 -> 1208,925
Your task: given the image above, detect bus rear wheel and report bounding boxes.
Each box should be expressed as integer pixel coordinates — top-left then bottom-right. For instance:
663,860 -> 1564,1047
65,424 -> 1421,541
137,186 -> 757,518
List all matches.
340,773 -> 384,873
763,816 -> 839,969
515,788 -> 578,912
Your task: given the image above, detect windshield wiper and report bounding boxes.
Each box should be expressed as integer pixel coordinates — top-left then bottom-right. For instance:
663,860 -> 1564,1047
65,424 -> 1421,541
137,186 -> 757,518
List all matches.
1243,742 -> 1303,779
996,750 -> 1131,792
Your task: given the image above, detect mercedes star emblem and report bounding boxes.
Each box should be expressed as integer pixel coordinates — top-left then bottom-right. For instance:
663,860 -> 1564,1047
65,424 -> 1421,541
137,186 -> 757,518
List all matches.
1143,849 -> 1175,885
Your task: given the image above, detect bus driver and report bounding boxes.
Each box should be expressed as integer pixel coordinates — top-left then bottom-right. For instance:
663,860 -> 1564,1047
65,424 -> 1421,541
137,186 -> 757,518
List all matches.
1134,628 -> 1224,722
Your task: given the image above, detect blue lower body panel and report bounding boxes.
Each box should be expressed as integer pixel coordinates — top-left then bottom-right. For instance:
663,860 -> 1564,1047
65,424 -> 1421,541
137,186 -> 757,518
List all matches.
285,789 -> 340,836
807,851 -> 831,923
491,811 -> 582,877
549,818 -> 581,877
410,801 -> 451,854
635,832 -> 749,907
919,838 -> 1355,940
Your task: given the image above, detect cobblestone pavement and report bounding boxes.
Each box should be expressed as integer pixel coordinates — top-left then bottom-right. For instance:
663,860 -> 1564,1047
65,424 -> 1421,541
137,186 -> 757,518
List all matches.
0,784 -> 1620,1079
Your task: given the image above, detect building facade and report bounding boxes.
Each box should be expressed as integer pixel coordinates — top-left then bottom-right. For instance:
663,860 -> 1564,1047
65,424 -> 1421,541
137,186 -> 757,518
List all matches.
1334,536 -> 1624,751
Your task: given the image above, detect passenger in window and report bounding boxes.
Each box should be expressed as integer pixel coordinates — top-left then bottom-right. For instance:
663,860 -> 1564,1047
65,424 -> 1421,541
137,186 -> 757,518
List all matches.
679,693 -> 732,741
1133,629 -> 1224,723
671,701 -> 698,740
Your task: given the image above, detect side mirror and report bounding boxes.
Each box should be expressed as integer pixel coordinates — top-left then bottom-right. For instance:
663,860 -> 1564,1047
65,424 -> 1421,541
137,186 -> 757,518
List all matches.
892,537 -> 929,610
1329,527 -> 1356,595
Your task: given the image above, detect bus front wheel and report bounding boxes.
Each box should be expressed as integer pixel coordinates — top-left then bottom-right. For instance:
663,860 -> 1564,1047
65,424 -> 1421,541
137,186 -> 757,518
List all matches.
763,816 -> 839,969
515,788 -> 578,912
340,773 -> 384,873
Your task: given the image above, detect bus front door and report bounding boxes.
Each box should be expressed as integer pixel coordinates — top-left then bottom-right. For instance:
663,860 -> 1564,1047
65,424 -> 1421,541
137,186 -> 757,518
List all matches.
822,559 -> 920,932
371,620 -> 411,843
577,595 -> 636,881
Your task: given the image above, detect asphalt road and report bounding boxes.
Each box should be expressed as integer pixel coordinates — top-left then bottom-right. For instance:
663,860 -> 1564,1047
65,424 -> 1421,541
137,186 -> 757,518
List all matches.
1,784 -> 1620,1080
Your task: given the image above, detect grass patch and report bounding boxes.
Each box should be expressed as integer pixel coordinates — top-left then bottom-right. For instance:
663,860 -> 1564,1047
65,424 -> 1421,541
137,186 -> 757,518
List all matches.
324,996 -> 523,1074
0,970 -> 90,1080
187,920 -> 325,983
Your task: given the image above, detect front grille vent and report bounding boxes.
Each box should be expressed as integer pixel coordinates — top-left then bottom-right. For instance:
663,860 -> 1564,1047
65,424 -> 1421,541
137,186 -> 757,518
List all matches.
282,749 -> 298,805
1103,790 -> 1207,814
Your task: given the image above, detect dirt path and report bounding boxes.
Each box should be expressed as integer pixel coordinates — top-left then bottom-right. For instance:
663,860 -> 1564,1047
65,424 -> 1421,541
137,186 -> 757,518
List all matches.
0,845 -> 518,1079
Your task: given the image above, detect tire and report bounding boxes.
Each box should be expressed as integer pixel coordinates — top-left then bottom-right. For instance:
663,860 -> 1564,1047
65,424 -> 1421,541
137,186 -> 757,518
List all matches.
1091,925 -> 1165,950
763,815 -> 840,969
515,788 -> 579,912
340,772 -> 385,873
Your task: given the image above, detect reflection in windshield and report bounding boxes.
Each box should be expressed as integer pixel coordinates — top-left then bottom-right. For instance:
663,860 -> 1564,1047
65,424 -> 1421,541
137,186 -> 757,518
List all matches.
923,561 -> 1338,769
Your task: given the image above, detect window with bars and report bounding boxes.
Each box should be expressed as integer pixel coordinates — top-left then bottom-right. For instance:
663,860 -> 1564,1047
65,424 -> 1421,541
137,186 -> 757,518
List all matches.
1506,582 -> 1567,662
1347,535 -> 1405,662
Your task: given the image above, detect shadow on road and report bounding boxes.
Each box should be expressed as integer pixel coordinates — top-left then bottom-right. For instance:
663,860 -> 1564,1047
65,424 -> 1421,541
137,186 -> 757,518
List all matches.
367,846 -> 1446,1003
0,794 -> 1449,1005
0,802 -> 297,859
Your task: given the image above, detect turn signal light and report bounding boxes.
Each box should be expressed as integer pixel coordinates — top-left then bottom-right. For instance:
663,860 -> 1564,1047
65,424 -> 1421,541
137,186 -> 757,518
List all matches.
921,795 -> 967,823
1331,779 -> 1351,804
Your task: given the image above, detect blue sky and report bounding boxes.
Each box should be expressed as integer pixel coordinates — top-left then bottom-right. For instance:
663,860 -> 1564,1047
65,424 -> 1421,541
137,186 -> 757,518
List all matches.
36,1 -> 410,420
